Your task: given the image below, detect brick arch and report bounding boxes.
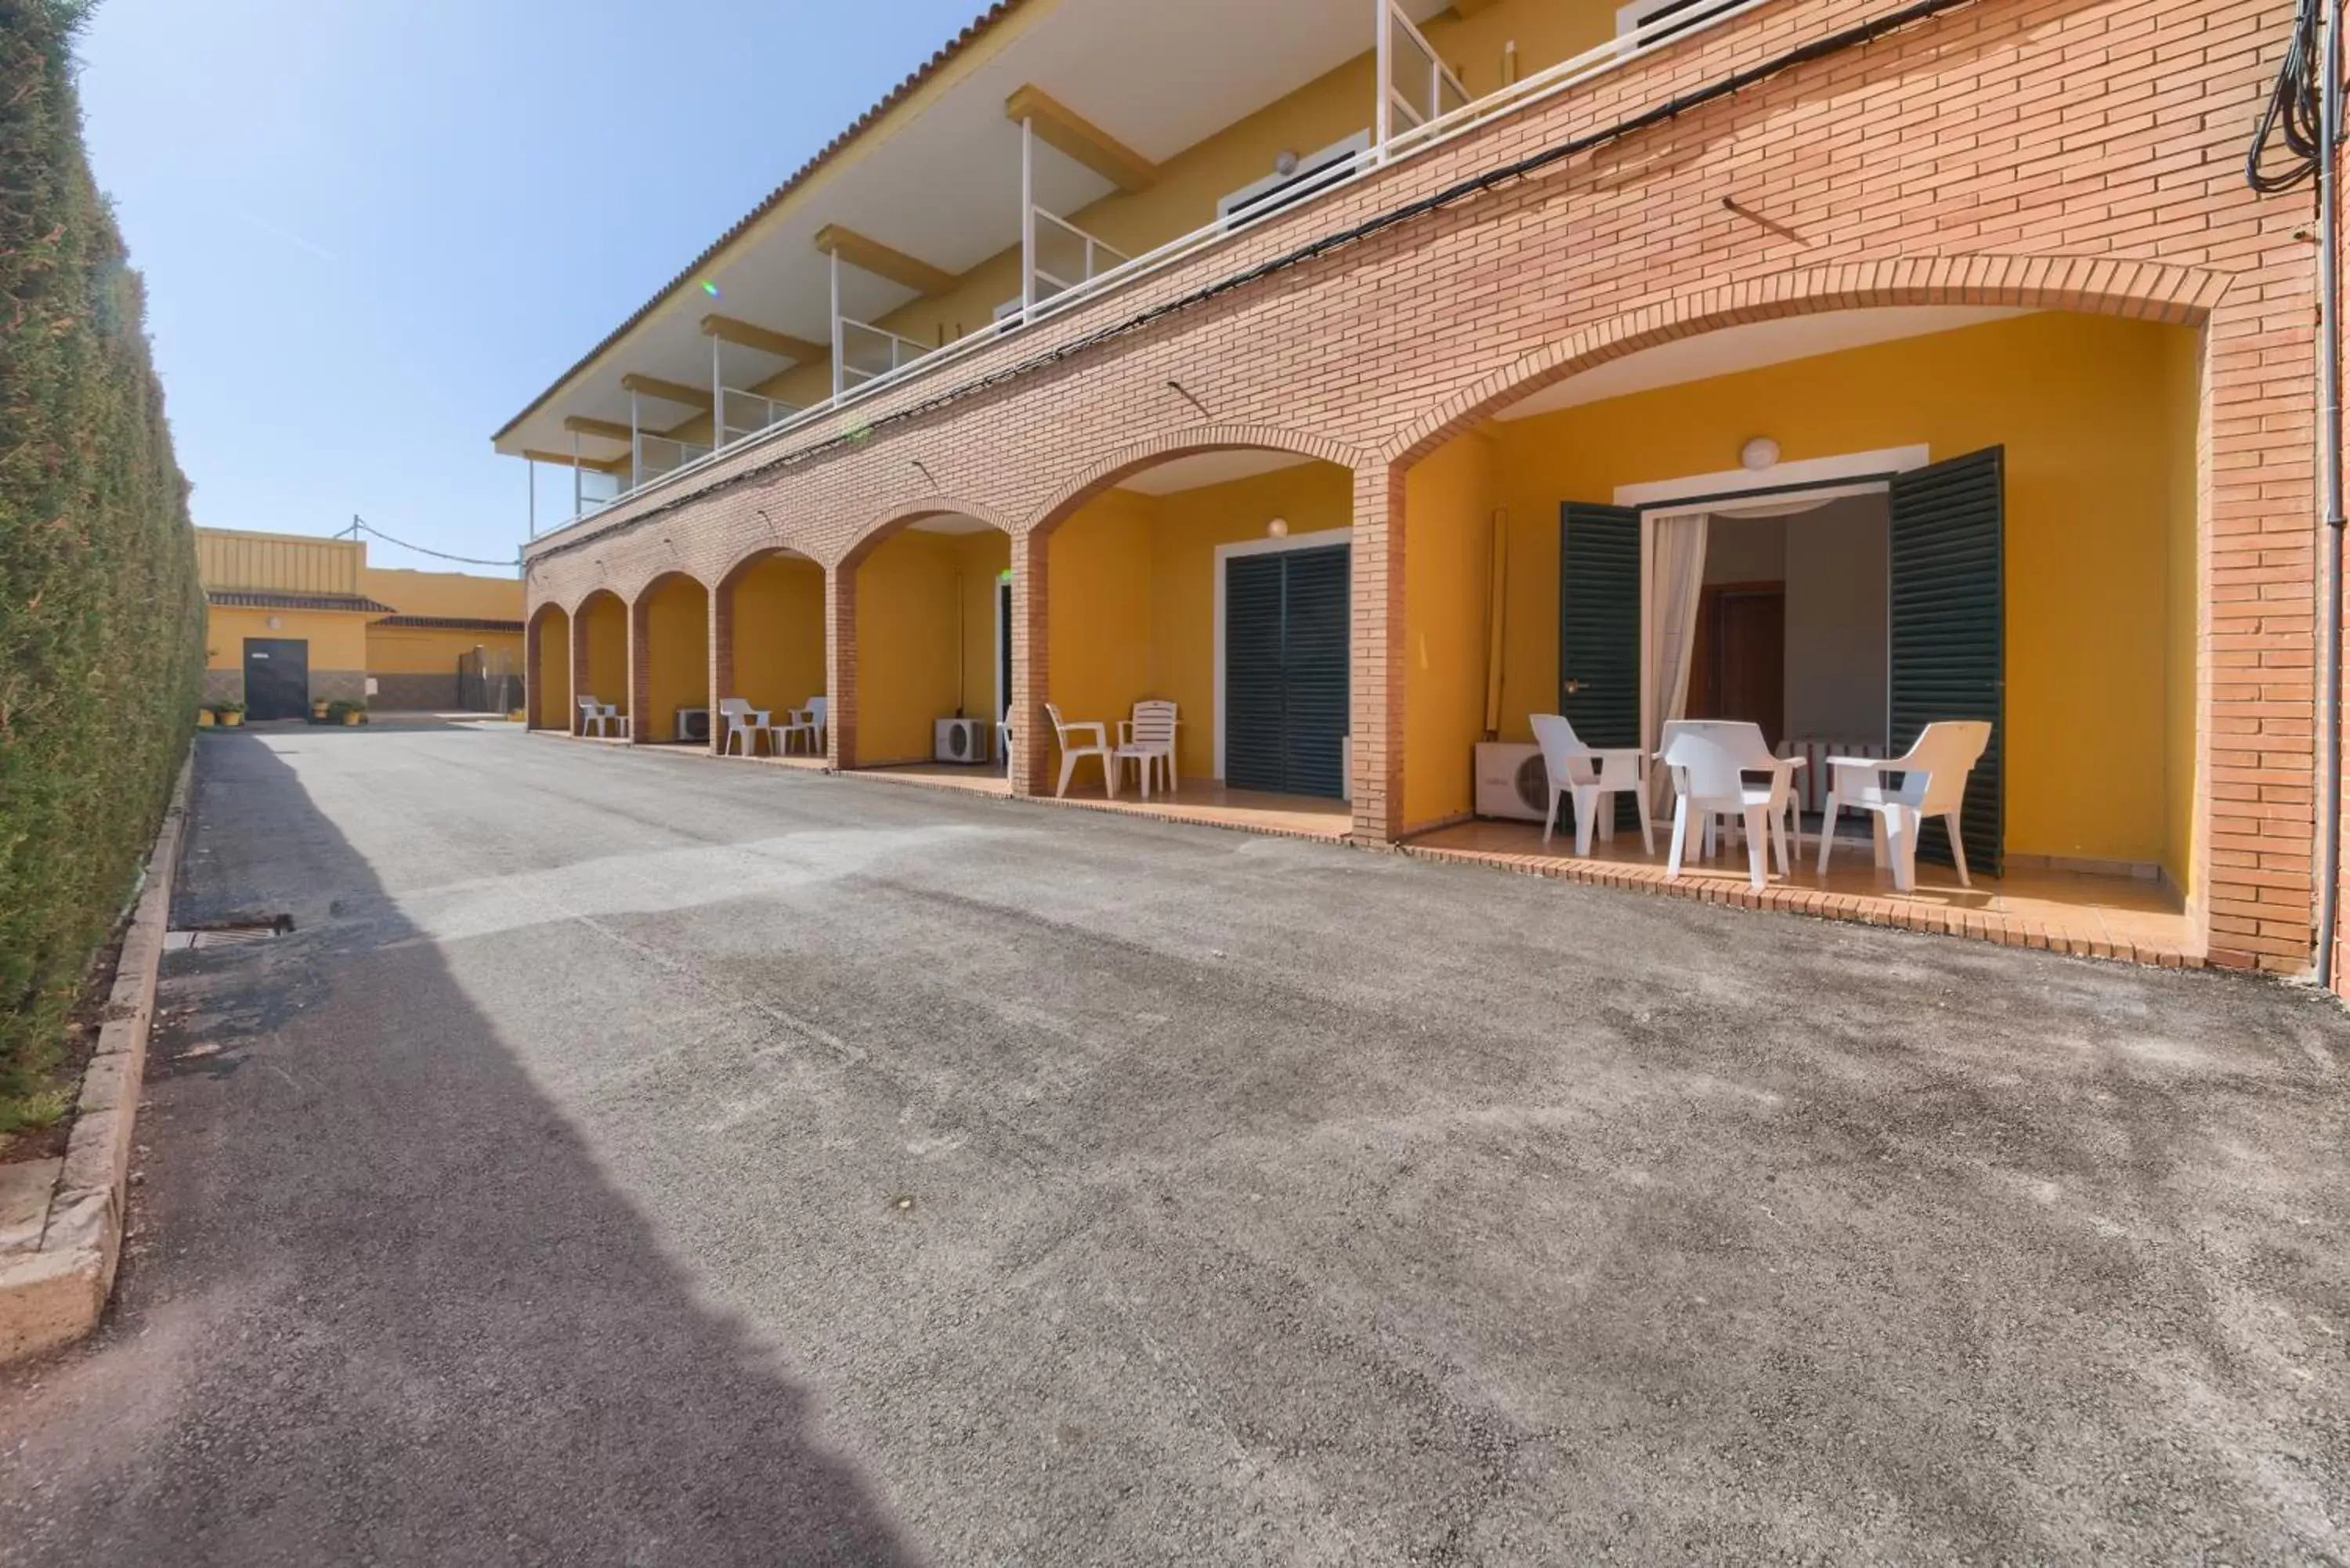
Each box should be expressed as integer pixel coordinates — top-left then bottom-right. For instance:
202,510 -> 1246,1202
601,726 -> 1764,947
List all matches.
714,541 -> 821,593
834,496 -> 1017,572
1023,424 -> 1370,538
1380,255 -> 2234,468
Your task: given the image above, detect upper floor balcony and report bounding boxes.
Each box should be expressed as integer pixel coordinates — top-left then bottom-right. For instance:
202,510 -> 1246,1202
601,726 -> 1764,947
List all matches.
500,0 -> 1764,540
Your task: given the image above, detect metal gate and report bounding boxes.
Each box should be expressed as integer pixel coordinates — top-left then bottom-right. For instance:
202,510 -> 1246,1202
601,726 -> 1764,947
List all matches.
457,648 -> 524,714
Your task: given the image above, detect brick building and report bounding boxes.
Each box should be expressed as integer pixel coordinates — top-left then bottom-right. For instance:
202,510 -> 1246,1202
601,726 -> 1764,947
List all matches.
503,0 -> 2334,978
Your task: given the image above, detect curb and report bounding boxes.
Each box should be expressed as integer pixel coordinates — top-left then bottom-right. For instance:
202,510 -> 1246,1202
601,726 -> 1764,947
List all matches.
0,753 -> 193,1364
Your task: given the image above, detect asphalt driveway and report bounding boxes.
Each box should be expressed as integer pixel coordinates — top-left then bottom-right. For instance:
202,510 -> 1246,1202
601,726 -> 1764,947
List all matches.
2,724 -> 2345,1565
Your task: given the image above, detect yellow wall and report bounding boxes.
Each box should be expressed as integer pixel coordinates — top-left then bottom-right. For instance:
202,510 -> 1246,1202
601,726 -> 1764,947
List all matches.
641,576 -> 710,742
1482,311 -> 2198,881
577,593 -> 630,717
1401,432 -> 1499,830
365,625 -> 525,676
362,565 -> 523,622
854,528 -> 1008,764
727,555 -> 827,717
197,528 -> 362,595
2161,326 -> 2204,904
1041,461 -> 1354,781
532,609 -> 572,728
204,606 -> 370,674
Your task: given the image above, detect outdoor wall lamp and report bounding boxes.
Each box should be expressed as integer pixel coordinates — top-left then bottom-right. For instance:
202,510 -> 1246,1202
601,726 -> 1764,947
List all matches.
1267,517 -> 1290,538
1740,436 -> 1781,471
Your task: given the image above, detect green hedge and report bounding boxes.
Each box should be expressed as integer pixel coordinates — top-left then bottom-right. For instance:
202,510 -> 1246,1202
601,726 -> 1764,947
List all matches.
0,0 -> 204,1133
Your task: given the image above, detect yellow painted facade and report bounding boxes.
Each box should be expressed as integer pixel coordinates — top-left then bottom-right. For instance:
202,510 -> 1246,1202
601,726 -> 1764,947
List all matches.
197,528 -> 363,596
532,608 -> 572,729
854,529 -> 1010,765
641,576 -> 710,742
203,607 -> 368,677
1401,432 -> 1499,832
725,555 -> 827,721
1457,311 -> 2198,890
577,592 -> 631,719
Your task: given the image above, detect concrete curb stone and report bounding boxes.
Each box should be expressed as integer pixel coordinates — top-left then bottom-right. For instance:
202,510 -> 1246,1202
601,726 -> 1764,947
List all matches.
0,754 -> 193,1364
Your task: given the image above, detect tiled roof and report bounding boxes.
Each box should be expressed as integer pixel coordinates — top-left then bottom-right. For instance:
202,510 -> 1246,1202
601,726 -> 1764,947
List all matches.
492,1 -> 1023,442
207,590 -> 395,614
374,616 -> 525,633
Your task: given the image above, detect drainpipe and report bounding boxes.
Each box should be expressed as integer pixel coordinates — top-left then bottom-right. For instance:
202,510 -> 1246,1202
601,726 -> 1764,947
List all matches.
2317,0 -> 2345,988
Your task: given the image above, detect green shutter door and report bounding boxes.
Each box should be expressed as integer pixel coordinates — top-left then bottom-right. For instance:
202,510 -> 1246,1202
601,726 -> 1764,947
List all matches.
1222,545 -> 1351,798
1560,503 -> 1641,828
1278,545 -> 1350,798
1224,555 -> 1287,793
1889,446 -> 2004,876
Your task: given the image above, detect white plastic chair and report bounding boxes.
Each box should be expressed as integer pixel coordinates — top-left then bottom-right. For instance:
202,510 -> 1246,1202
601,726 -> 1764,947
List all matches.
773,695 -> 826,757
1115,701 -> 1179,800
1817,721 -> 1992,892
1045,703 -> 1116,798
1659,720 -> 1803,890
1529,714 -> 1652,858
716,696 -> 770,757
576,695 -> 625,738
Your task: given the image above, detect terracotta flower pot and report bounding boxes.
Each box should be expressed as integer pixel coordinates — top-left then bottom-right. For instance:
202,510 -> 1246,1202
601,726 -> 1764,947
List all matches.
196,710 -> 215,728
342,712 -> 362,726
219,712 -> 243,728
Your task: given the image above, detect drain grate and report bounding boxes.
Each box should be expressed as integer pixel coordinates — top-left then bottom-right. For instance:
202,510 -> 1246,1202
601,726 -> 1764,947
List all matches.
165,915 -> 294,951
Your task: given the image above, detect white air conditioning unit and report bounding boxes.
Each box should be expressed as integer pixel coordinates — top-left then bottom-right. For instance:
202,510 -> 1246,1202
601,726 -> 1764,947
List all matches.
935,717 -> 992,765
1473,742 -> 1550,822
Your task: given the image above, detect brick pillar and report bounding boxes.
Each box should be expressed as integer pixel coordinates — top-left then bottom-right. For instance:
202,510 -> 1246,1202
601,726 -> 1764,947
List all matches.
1350,464 -> 1404,843
523,612 -> 545,730
626,595 -> 653,746
826,561 -> 855,770
709,575 -> 735,757
568,608 -> 592,736
1010,527 -> 1050,796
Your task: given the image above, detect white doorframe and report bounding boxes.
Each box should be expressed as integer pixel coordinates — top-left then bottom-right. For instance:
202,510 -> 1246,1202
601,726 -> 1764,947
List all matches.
1627,446 -> 1926,768
1211,526 -> 1352,782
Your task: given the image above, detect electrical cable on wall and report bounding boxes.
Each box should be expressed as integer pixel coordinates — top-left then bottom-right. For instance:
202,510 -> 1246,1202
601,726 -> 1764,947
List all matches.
2247,0 -> 2326,193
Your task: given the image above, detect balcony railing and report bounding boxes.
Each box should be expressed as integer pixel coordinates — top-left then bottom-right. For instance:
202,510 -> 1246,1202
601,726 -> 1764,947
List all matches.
541,0 -> 1772,536
718,386 -> 802,445
634,432 -> 712,487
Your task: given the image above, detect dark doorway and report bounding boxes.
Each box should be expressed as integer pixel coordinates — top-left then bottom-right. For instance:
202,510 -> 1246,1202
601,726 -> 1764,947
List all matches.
1689,582 -> 1787,748
1224,544 -> 1350,798
242,638 -> 309,721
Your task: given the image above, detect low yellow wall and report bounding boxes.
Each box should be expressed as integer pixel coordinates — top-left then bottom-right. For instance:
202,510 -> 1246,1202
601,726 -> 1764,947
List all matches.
726,555 -> 826,718
641,576 -> 710,741
577,594 -> 629,717
855,529 -> 1007,764
204,606 -> 369,674
366,625 -> 524,676
1480,310 -> 2199,886
1402,432 -> 1499,830
532,610 -> 572,728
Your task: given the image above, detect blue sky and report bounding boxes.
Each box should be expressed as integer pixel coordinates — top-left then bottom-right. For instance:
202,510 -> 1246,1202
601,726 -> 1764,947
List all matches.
74,0 -> 982,576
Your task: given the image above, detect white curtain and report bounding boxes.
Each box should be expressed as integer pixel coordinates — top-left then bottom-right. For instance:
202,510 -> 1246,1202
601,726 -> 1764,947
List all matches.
1645,510 -> 1710,811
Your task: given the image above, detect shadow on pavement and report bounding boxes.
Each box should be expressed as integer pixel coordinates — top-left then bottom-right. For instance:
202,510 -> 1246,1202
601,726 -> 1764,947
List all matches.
0,735 -> 915,1568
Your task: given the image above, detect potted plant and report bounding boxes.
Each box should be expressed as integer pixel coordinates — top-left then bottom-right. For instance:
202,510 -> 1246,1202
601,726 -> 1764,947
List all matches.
311,697 -> 330,722
327,699 -> 367,727
213,701 -> 245,728
196,706 -> 215,729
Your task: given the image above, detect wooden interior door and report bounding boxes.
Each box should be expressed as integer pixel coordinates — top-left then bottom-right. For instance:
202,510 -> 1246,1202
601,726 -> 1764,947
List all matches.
1689,582 -> 1784,747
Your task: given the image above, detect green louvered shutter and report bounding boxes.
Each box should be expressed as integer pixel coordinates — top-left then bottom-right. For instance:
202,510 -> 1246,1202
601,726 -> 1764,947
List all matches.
1560,503 -> 1641,826
1278,545 -> 1351,798
1224,554 -> 1286,793
1889,447 -> 2004,876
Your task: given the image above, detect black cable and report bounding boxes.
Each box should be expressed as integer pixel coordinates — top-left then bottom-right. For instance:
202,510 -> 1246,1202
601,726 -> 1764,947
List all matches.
349,516 -> 517,569
535,0 -> 1980,562
2248,0 -> 2326,193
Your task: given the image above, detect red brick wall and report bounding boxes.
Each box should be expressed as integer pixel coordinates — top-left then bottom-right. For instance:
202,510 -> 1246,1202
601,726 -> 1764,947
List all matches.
524,0 -> 2319,974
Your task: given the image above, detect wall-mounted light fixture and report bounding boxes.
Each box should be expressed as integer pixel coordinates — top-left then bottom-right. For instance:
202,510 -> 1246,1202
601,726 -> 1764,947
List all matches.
1266,517 -> 1290,539
1740,436 -> 1781,471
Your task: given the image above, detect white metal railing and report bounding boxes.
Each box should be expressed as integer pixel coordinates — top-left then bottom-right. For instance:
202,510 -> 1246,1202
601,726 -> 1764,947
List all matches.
1027,208 -> 1130,309
718,386 -> 801,445
835,317 -> 929,396
536,0 -> 1775,538
1378,0 -> 1470,149
634,432 -> 712,487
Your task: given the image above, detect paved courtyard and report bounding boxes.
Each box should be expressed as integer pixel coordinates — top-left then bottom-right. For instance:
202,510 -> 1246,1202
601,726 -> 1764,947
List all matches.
1,724 -> 2345,1566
